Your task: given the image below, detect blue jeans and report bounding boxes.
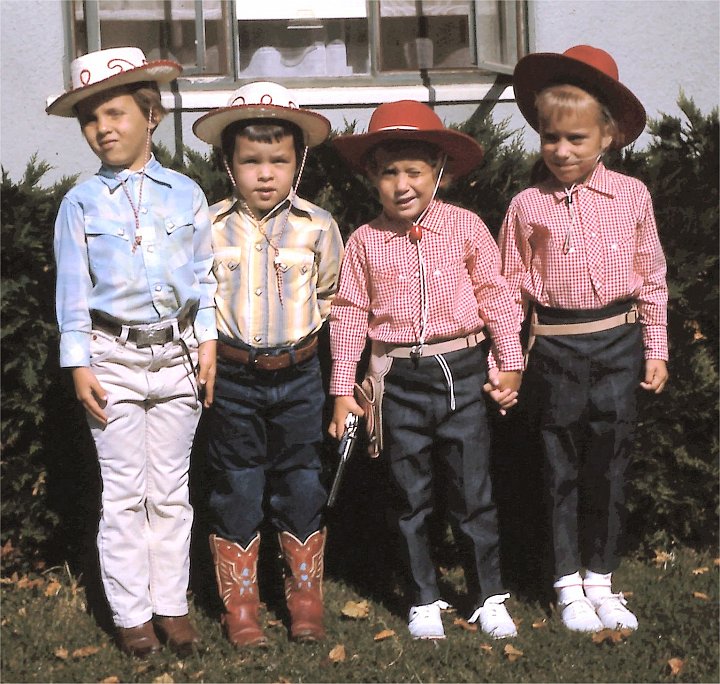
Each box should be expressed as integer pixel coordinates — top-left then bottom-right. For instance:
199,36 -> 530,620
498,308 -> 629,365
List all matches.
382,345 -> 505,606
525,301 -> 643,578
207,351 -> 327,547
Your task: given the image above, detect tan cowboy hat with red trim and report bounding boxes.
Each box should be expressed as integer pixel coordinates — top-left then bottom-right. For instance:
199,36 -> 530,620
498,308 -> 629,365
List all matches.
46,47 -> 182,117
193,82 -> 331,148
333,100 -> 484,177
513,45 -> 646,148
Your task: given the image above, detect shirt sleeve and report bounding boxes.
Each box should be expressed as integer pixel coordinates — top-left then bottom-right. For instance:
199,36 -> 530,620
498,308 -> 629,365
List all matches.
54,196 -> 93,367
329,232 -> 371,395
315,215 -> 345,322
634,188 -> 668,360
468,216 -> 524,371
191,184 -> 218,344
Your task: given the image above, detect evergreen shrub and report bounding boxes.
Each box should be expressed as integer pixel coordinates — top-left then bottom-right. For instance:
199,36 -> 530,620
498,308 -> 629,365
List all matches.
0,99 -> 717,574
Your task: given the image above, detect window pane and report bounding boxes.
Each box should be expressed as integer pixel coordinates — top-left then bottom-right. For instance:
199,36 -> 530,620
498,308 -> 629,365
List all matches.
379,0 -> 475,71
236,18 -> 369,78
90,0 -> 228,75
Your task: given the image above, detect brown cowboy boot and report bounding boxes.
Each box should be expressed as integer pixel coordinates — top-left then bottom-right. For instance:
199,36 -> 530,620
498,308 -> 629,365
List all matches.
209,533 -> 268,648
278,528 -> 326,642
153,614 -> 201,656
116,620 -> 161,657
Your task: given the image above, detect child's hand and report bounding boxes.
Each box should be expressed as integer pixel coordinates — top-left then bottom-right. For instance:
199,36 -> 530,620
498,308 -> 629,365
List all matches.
197,340 -> 217,408
640,359 -> 668,394
72,366 -> 108,424
483,369 -> 522,416
329,395 -> 365,440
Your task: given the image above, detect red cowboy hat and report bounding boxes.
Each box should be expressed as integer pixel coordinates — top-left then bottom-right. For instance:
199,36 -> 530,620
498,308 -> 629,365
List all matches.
332,100 -> 484,177
513,45 -> 646,147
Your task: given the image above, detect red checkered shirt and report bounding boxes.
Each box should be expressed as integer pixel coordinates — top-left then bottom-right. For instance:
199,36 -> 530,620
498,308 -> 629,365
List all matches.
498,163 -> 668,360
329,200 -> 524,396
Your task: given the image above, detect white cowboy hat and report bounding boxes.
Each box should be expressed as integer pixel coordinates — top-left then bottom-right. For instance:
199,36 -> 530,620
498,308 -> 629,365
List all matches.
193,81 -> 331,148
46,47 -> 182,117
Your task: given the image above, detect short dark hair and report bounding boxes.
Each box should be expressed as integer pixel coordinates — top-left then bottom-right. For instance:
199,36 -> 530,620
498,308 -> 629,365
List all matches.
221,118 -> 304,165
364,139 -> 442,174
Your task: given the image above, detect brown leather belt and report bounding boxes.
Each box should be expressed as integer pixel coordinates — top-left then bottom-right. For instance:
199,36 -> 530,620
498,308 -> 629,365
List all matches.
217,336 -> 318,371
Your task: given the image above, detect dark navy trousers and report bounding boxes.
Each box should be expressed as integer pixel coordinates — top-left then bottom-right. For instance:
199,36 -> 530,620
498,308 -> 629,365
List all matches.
524,301 -> 643,579
382,345 -> 505,606
207,346 -> 326,548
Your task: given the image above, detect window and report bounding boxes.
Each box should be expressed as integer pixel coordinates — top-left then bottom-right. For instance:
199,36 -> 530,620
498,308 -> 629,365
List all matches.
69,0 -> 527,84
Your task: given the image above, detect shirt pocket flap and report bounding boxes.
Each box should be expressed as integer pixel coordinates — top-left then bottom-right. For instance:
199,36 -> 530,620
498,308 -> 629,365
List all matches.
84,217 -> 131,241
164,212 -> 195,235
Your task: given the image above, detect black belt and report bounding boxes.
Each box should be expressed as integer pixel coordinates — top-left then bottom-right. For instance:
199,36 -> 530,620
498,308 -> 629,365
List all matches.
92,316 -> 187,347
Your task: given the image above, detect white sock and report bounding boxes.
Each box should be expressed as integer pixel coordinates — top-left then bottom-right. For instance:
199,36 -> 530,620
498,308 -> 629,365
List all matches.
554,571 -> 584,605
583,570 -> 613,603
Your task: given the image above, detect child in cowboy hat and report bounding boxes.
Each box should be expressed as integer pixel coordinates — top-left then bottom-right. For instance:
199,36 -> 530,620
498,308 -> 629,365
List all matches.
501,45 -> 669,632
328,100 -> 523,640
192,82 -> 343,647
47,47 -> 217,657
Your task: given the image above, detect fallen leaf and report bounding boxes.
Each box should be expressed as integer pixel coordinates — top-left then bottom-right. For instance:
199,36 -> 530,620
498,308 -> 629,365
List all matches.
100,677 -> 120,683
54,647 -> 69,660
328,644 -> 346,663
152,674 -> 174,683
713,558 -> 720,566
16,576 -> 44,590
373,629 -> 396,641
503,643 -> 523,661
341,599 -> 370,619
622,591 -> 634,599
479,642 -> 493,653
667,657 -> 684,675
692,567 -> 709,575
277,678 -> 292,683
1,540 -> 14,559
653,549 -> 674,567
531,618 -> 547,629
267,618 -> 283,628
45,580 -> 62,597
72,645 -> 100,658
692,591 -> 710,600
591,628 -> 633,645
453,617 -> 478,632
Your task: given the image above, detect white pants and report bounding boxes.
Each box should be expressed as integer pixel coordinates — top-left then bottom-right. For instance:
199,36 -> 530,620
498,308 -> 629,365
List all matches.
87,326 -> 200,628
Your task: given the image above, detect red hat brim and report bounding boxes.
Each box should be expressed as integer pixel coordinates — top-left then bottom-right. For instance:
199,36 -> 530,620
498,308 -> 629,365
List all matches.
513,52 -> 646,147
333,127 -> 484,178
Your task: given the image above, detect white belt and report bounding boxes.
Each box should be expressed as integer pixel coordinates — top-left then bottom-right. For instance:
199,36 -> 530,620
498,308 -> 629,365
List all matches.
383,332 -> 485,359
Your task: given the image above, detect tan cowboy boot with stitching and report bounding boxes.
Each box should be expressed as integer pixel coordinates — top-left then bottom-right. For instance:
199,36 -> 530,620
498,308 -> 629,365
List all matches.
278,528 -> 327,642
209,533 -> 268,648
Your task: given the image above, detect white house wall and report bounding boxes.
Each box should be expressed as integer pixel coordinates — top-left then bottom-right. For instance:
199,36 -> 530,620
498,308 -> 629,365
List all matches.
1,0 -> 718,187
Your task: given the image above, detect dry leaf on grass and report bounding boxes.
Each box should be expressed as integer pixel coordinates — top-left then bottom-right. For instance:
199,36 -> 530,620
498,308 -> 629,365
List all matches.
16,576 -> 44,590
328,644 -> 346,663
653,550 -> 674,567
667,657 -> 684,675
453,617 -> 478,632
591,628 -> 633,645
45,580 -> 62,597
72,645 -> 101,658
54,647 -> 69,660
503,644 -> 523,661
341,599 -> 370,619
152,674 -> 174,683
692,567 -> 709,575
373,629 -> 396,641
267,618 -> 283,628
532,618 -> 547,629
100,677 -> 120,683
479,643 -> 493,653
277,677 -> 292,683
692,591 -> 710,600
713,558 -> 720,567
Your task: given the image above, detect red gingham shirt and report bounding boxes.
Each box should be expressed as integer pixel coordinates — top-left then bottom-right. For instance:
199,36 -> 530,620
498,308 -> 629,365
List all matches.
329,200 -> 524,396
498,163 -> 668,360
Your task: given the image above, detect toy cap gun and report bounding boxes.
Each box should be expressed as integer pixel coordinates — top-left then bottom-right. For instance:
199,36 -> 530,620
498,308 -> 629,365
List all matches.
327,413 -> 359,508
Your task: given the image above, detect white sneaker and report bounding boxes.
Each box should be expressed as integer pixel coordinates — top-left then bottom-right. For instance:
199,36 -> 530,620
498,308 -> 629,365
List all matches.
408,600 -> 449,639
591,593 -> 639,630
469,593 -> 518,639
559,597 -> 604,632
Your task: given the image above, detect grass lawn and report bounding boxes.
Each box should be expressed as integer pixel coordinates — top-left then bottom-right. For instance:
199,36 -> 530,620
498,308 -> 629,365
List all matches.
1,545 -> 717,683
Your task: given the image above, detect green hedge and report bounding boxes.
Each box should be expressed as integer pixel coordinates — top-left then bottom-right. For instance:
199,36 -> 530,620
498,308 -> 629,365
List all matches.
1,98 -> 717,574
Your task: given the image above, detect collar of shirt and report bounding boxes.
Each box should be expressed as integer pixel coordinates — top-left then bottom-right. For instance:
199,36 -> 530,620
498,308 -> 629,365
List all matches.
96,156 -> 172,193
371,199 -> 445,242
548,162 -> 616,203
212,192 -> 312,226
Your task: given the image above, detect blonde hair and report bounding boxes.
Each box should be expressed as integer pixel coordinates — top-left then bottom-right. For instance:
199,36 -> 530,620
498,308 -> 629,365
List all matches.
536,84 -> 618,144
74,82 -> 167,128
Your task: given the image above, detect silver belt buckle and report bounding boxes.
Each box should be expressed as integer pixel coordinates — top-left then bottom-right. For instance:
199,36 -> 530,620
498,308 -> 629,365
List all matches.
136,325 -> 170,347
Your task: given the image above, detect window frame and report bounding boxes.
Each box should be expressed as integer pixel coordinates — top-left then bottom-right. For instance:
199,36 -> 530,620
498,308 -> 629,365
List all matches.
64,1 -> 528,101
